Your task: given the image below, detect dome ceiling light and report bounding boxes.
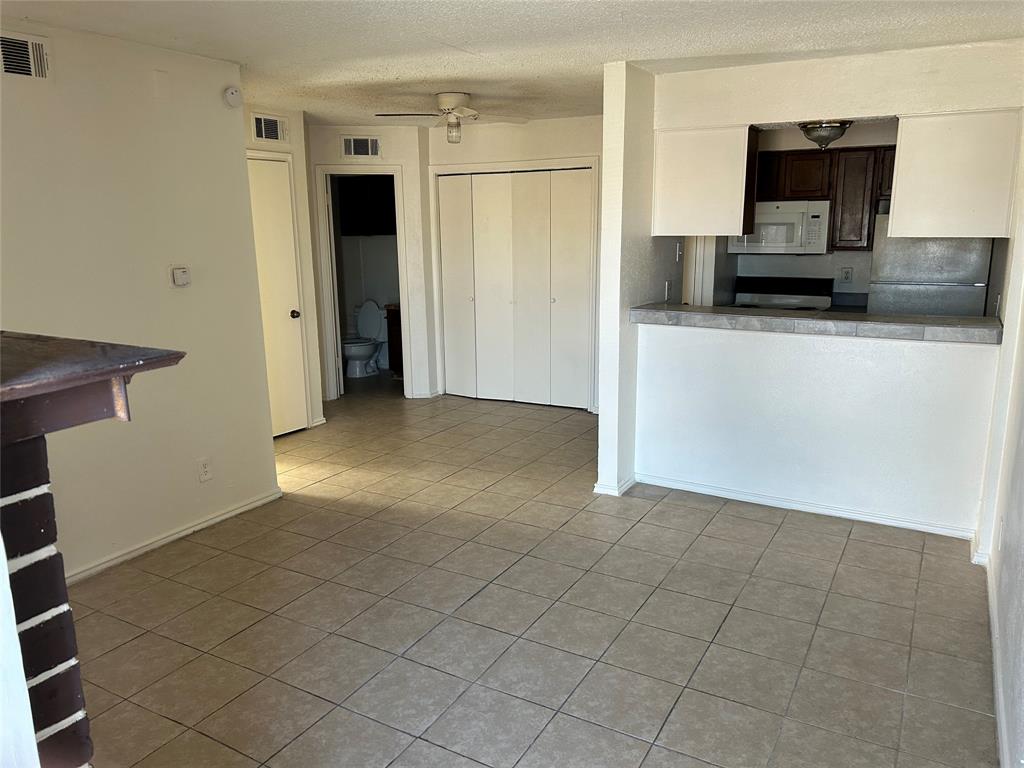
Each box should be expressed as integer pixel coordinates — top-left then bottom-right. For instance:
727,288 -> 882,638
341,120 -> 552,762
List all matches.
798,120 -> 853,150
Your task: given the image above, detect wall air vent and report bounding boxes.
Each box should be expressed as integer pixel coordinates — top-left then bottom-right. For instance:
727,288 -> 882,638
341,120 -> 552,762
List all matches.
253,114 -> 288,143
1,32 -> 49,79
342,136 -> 382,158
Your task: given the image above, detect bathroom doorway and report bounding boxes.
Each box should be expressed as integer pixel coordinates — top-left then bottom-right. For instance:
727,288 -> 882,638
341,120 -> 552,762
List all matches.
328,173 -> 403,391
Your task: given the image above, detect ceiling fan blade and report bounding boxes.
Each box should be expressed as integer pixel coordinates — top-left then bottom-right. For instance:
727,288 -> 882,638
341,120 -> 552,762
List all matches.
449,106 -> 479,119
374,112 -> 440,117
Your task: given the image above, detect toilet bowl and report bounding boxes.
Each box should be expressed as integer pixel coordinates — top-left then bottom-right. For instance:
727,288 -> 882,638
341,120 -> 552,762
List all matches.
342,300 -> 384,378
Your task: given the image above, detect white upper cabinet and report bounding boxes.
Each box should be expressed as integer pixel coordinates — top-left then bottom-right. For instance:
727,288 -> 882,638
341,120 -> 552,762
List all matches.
652,125 -> 756,236
889,110 -> 1021,238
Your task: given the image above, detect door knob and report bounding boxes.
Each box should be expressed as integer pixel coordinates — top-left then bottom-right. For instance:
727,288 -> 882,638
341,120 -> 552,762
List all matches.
550,297 -> 557,303
290,309 -> 301,318
469,296 -> 474,302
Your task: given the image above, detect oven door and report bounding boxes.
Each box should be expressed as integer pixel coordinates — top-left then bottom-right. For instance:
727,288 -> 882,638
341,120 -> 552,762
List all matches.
728,211 -> 807,254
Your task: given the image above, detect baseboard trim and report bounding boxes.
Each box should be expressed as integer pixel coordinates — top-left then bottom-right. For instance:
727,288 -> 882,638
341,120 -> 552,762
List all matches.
308,417 -> 327,428
65,488 -> 283,583
986,563 -> 1013,768
593,477 -> 635,497
633,472 -> 975,540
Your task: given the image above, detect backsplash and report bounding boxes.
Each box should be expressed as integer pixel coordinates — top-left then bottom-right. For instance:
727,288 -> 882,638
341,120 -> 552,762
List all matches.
735,250 -> 873,294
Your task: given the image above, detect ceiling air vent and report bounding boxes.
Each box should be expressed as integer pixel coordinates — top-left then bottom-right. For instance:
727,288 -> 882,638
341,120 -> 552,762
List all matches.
1,32 -> 49,79
253,114 -> 288,143
342,136 -> 381,158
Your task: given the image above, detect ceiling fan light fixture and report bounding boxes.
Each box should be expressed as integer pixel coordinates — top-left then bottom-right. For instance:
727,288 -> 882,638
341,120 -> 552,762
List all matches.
446,114 -> 462,144
798,120 -> 853,150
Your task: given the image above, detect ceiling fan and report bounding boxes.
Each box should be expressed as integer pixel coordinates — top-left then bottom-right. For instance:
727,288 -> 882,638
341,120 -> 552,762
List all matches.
375,92 -> 519,143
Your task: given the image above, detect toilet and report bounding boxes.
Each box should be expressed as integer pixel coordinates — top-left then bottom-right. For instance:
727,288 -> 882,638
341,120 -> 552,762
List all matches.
342,300 -> 385,378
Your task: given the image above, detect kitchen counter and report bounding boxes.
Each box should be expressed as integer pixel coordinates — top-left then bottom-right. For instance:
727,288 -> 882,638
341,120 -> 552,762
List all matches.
630,303 -> 1002,344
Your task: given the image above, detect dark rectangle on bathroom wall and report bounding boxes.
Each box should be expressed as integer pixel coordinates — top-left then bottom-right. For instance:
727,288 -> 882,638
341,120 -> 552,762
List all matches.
20,609 -> 77,679
2,493 -> 57,559
0,435 -> 49,495
37,715 -> 93,768
9,553 -> 68,625
29,664 -> 85,732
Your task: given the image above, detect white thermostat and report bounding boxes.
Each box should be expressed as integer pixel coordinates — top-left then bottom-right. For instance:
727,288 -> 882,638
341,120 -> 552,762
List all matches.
170,266 -> 191,287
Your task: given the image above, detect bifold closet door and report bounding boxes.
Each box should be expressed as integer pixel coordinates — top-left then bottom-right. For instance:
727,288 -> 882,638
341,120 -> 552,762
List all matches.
550,168 -> 594,408
472,173 -> 515,400
512,172 -> 552,404
438,175 -> 477,397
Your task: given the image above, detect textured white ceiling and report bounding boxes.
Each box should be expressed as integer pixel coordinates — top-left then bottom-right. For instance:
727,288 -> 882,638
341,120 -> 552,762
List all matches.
4,1 -> 1023,125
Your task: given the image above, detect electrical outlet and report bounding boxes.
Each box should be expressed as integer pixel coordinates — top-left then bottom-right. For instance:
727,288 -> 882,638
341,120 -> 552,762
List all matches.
840,267 -> 854,284
197,458 -> 212,483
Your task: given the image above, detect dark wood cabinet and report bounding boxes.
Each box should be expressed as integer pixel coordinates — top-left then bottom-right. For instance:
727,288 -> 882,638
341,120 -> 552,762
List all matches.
830,149 -> 876,250
780,151 -> 832,199
878,147 -> 896,198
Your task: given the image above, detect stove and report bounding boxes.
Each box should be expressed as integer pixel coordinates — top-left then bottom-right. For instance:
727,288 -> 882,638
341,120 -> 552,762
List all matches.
730,276 -> 833,311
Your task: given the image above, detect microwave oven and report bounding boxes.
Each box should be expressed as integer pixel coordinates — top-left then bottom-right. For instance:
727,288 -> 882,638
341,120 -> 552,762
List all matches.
727,200 -> 830,255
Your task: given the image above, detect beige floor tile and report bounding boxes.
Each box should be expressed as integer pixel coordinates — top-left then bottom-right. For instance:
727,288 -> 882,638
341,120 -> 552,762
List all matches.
923,533 -> 971,561
916,581 -> 988,624
269,708 -> 411,768
332,553 -> 425,594
379,530 -> 463,565
435,541 -> 523,580
519,713 -> 648,768
276,581 -> 379,630
564,662 -> 681,741
768,526 -> 846,562
734,576 -> 827,623
603,622 -> 707,686
82,632 -> 200,697
703,513 -> 778,547
782,510 -> 853,537
643,503 -> 716,533
526,530 -> 611,569
403,460 -> 463,482
454,583 -> 552,634
278,540 -> 368,579
495,556 -> 585,599
841,539 -> 922,578
523,602 -> 626,659
69,565 -> 164,609
391,567 -> 487,613
90,701 -> 185,768
562,572 -> 654,620
284,482 -> 354,508
346,658 -> 468,735
455,490 -> 527,518
804,627 -> 909,690
658,689 -> 781,768
241,499 -> 314,528
211,615 -> 326,674
908,648 -> 994,714
559,510 -> 634,543
130,539 -> 219,578
274,634 -> 392,702
634,588 -> 729,641
660,561 -> 748,603
281,509 -> 359,539
681,535 -> 764,574
104,579 -> 209,629
850,522 -> 925,552
75,612 -> 145,662
584,495 -> 655,521
752,549 -> 837,590
222,566 -> 321,611
690,643 -> 799,714
593,545 -> 676,586
187,518 -> 272,551
153,596 -> 266,651
715,607 -> 814,665
912,612 -> 992,664
195,678 -> 333,762
473,520 -> 552,553
230,529 -> 318,565
135,730 -> 257,768
374,499 -> 448,528
819,593 -> 914,645
770,718 -> 895,768
82,681 -> 122,717
338,597 -> 445,653
326,489 -> 402,517
423,684 -> 553,768
406,617 -> 515,680
919,553 -> 987,592
131,654 -> 262,726
618,523 -> 696,558
659,492 -> 728,513
172,553 -> 269,593
506,500 -> 579,530
329,519 -> 410,551
899,696 -> 997,768
831,563 -> 917,609
788,668 -> 903,747
720,500 -> 787,525
480,639 -> 593,708
419,510 -> 496,540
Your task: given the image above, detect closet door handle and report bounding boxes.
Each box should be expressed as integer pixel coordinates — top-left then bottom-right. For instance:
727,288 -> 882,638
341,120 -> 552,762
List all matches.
469,296 -> 474,302
550,297 -> 557,303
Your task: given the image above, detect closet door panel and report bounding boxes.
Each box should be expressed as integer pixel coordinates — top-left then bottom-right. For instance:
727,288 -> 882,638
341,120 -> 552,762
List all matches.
550,169 -> 594,408
512,172 -> 552,404
472,173 -> 515,400
438,175 -> 477,397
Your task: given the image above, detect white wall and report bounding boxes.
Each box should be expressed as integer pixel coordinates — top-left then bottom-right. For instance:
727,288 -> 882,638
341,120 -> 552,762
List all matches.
428,116 -> 602,165
0,24 -> 278,575
596,62 -> 681,494
655,39 -> 1024,129
635,325 -> 998,535
306,124 -> 436,396
245,105 -> 324,425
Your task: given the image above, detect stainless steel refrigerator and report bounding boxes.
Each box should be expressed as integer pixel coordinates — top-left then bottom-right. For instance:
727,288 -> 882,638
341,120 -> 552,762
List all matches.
868,215 -> 992,316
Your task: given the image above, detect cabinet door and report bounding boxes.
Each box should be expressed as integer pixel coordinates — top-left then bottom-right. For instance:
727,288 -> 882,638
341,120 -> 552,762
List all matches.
831,150 -> 876,250
653,126 -> 756,235
780,151 -> 831,198
550,169 -> 594,409
877,147 -> 896,197
889,110 -> 1020,237
437,175 -> 477,397
472,173 -> 515,400
512,172 -> 552,405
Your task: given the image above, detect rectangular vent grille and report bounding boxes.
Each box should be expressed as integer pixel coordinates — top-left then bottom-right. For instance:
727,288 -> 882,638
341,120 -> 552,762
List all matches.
342,136 -> 381,158
1,34 -> 48,78
253,114 -> 288,143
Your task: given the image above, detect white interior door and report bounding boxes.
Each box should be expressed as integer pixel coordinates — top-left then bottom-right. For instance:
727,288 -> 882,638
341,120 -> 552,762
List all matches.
550,168 -> 594,408
437,175 -> 477,397
472,173 -> 514,400
512,171 -> 552,404
247,157 -> 309,436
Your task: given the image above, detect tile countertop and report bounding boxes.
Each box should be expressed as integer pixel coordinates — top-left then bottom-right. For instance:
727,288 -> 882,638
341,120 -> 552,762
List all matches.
630,303 -> 1002,344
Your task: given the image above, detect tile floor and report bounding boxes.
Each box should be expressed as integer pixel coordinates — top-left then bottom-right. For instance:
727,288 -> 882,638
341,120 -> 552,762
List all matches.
72,381 -> 997,768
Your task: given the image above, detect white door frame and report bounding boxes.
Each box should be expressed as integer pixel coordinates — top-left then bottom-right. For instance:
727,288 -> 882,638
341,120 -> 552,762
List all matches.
314,164 -> 411,400
427,156 -> 601,412
246,149 -> 314,430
